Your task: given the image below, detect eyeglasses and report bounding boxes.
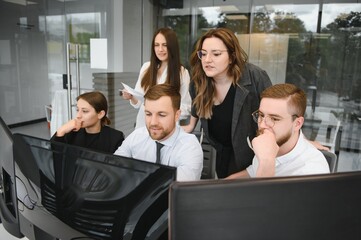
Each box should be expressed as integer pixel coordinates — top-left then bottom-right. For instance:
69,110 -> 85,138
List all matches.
251,110 -> 299,128
197,50 -> 228,60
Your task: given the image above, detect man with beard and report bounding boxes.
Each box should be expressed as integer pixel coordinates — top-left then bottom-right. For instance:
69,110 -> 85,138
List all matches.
114,84 -> 202,240
114,83 -> 203,181
227,83 -> 329,179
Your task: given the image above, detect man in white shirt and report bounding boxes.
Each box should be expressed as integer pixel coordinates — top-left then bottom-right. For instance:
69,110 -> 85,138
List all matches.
114,83 -> 203,181
114,83 -> 203,240
227,83 -> 329,179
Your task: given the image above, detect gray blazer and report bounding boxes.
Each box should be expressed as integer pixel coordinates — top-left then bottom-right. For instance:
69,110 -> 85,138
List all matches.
190,63 -> 272,174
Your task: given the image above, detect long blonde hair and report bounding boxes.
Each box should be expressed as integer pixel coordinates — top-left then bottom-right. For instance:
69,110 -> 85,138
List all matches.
190,28 -> 248,119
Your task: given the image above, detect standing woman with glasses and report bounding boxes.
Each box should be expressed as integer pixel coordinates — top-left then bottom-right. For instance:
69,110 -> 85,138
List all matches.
182,28 -> 272,178
121,27 -> 191,129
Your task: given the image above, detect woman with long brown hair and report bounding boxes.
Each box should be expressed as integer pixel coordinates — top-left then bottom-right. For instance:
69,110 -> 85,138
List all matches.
122,27 -> 191,128
183,28 -> 272,178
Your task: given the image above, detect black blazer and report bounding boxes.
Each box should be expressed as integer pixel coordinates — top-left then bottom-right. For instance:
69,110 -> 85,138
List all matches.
190,63 -> 272,174
51,125 -> 124,154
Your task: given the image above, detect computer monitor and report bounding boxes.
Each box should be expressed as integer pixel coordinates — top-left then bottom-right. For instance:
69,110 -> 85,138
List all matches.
169,173 -> 361,240
13,133 -> 176,240
0,116 -> 23,238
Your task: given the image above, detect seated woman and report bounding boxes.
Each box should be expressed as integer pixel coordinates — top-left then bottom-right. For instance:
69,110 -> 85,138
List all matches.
51,91 -> 124,153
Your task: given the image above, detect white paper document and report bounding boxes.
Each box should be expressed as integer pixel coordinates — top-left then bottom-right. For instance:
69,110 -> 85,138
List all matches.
120,83 -> 144,102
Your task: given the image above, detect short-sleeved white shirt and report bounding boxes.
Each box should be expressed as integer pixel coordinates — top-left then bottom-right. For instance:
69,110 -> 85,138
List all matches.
247,131 -> 330,177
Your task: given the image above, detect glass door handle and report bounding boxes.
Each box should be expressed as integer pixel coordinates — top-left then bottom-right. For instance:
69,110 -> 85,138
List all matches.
66,43 -> 81,120
75,44 -> 80,97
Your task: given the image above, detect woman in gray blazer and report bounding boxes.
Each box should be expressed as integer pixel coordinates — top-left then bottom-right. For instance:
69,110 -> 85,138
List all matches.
183,28 -> 272,178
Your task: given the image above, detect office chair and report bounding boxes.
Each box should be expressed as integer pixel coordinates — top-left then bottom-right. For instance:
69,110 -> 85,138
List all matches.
320,150 -> 337,173
192,127 -> 216,179
333,125 -> 342,171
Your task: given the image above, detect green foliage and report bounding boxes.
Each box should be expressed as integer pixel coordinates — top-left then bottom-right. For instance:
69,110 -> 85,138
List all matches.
161,7 -> 360,99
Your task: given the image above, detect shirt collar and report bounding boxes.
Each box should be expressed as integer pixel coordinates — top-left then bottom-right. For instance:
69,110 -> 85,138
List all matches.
155,124 -> 181,148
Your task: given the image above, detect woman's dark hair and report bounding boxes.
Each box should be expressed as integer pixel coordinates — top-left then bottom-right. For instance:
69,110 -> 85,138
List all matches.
77,91 -> 111,125
141,27 -> 182,93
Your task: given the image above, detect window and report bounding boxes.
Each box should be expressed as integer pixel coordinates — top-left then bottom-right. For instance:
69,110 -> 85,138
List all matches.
155,0 -> 361,171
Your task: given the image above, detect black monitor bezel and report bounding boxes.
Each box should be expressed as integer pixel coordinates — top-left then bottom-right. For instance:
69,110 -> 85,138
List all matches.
169,172 -> 361,240
13,132 -> 176,240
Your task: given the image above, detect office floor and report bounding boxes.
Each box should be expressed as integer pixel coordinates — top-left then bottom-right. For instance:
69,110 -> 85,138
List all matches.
10,121 -> 51,140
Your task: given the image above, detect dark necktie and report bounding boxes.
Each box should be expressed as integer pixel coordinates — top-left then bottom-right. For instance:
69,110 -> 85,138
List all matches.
156,141 -> 164,164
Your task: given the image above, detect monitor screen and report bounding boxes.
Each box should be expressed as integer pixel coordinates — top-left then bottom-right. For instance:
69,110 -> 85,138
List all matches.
169,173 -> 361,240
13,133 -> 176,240
0,116 -> 23,238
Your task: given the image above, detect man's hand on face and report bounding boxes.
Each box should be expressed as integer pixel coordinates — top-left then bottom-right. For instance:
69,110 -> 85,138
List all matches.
252,129 -> 279,177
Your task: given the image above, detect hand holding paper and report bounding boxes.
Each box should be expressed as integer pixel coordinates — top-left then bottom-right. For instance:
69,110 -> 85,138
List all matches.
120,82 -> 144,102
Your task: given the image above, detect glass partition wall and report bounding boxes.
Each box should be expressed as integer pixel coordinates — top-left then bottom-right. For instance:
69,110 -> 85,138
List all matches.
0,0 -> 148,137
156,0 -> 361,172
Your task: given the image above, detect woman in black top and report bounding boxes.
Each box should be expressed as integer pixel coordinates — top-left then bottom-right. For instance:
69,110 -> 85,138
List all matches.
183,28 -> 272,178
51,91 -> 124,153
